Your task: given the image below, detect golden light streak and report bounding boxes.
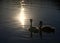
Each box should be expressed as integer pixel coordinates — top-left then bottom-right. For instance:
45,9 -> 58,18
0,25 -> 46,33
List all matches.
15,0 -> 27,26
20,7 -> 25,25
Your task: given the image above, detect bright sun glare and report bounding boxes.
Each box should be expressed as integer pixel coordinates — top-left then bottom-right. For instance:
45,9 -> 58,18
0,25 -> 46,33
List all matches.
19,0 -> 26,25
16,0 -> 26,26
20,7 -> 25,25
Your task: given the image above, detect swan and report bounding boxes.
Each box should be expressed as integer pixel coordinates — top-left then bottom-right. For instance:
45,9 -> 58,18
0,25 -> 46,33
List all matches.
41,25 -> 55,33
28,25 -> 55,33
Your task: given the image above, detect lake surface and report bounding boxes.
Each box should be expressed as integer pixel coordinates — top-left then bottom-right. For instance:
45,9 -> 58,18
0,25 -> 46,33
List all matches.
0,0 -> 60,43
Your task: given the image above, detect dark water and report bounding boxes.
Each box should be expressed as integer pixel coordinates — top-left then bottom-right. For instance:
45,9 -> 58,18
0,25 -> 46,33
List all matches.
0,0 -> 60,43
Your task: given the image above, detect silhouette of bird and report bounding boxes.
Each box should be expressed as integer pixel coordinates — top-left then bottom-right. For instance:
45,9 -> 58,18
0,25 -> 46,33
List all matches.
41,26 -> 55,33
28,27 -> 39,33
28,26 -> 55,33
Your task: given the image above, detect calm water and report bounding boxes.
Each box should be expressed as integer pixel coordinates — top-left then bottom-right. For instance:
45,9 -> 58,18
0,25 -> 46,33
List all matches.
0,0 -> 60,43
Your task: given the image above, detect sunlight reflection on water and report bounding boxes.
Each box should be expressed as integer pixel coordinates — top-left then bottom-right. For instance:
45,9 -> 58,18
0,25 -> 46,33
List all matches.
13,0 -> 31,28
0,0 -> 60,43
